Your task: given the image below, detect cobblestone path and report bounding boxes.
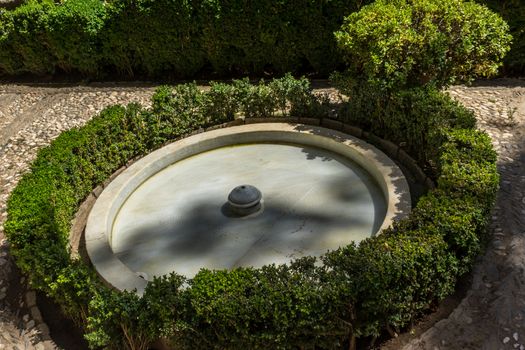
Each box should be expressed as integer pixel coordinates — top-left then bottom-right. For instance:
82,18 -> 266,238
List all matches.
403,80 -> 525,350
0,80 -> 523,349
0,83 -> 156,349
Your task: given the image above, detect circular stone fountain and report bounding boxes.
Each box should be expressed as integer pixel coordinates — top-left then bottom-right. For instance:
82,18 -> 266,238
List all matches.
85,123 -> 411,294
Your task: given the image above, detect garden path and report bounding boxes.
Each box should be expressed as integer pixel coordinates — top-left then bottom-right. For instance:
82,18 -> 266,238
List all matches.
0,79 -> 523,349
400,79 -> 525,350
0,83 -> 156,349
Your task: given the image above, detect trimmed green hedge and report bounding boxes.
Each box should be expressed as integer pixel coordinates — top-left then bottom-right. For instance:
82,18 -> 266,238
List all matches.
0,0 -> 520,79
332,79 -> 477,177
0,0 -> 372,77
5,75 -> 498,349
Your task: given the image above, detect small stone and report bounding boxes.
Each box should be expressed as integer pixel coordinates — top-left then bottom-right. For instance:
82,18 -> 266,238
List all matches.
0,258 -> 7,266
25,291 -> 36,307
30,306 -> 43,323
0,292 -> 6,300
26,320 -> 35,329
22,314 -> 29,322
505,337 -> 511,344
514,333 -> 519,341
36,323 -> 50,335
514,344 -> 520,348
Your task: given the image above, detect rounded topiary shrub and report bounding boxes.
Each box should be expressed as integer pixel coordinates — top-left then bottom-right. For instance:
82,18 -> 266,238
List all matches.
335,0 -> 512,89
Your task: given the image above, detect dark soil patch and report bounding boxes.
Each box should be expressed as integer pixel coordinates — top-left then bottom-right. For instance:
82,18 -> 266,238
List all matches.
37,292 -> 90,350
378,271 -> 473,350
0,0 -> 23,10
3,254 -> 27,325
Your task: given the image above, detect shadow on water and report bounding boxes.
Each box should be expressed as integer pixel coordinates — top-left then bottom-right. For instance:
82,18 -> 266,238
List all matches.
325,174 -> 387,235
299,145 -> 334,162
294,123 -> 413,219
112,196 -> 377,271
88,132 -> 409,279
296,144 -> 391,231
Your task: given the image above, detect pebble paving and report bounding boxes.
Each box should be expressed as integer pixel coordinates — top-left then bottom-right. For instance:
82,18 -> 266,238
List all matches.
0,84 -> 155,349
0,80 -> 523,349
403,80 -> 525,350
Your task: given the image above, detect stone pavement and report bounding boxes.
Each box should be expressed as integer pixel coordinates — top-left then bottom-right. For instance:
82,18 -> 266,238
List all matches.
0,80 -> 523,349
402,80 -> 525,350
0,83 -> 156,349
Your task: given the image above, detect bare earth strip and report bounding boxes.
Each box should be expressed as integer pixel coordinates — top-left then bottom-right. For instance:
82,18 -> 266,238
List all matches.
0,80 -> 523,349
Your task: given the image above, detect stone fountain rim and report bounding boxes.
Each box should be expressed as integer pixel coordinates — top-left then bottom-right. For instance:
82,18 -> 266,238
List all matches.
84,122 -> 411,295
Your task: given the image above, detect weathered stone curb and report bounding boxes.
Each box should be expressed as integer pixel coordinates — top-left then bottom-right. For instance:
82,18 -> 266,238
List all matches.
23,290 -> 54,347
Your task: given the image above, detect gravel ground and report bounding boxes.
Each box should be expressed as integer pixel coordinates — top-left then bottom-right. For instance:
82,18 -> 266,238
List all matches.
0,79 -> 523,349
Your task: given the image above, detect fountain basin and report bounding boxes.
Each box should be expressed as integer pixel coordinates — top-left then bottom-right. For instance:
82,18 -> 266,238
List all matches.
85,123 -> 411,294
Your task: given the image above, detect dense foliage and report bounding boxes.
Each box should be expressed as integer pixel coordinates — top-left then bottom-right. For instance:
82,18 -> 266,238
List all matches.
331,77 -> 477,177
0,0 -> 519,79
335,0 -> 512,89
480,0 -> 525,75
0,0 -> 372,78
5,72 -> 498,349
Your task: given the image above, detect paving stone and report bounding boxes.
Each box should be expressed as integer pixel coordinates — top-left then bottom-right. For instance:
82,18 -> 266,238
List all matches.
30,306 -> 42,324
25,291 -> 36,307
0,83 -> 155,349
401,80 -> 525,350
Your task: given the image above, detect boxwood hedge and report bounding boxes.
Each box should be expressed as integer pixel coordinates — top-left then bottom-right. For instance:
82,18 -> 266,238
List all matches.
0,0 -> 516,79
4,74 -> 498,349
0,0 -> 372,78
